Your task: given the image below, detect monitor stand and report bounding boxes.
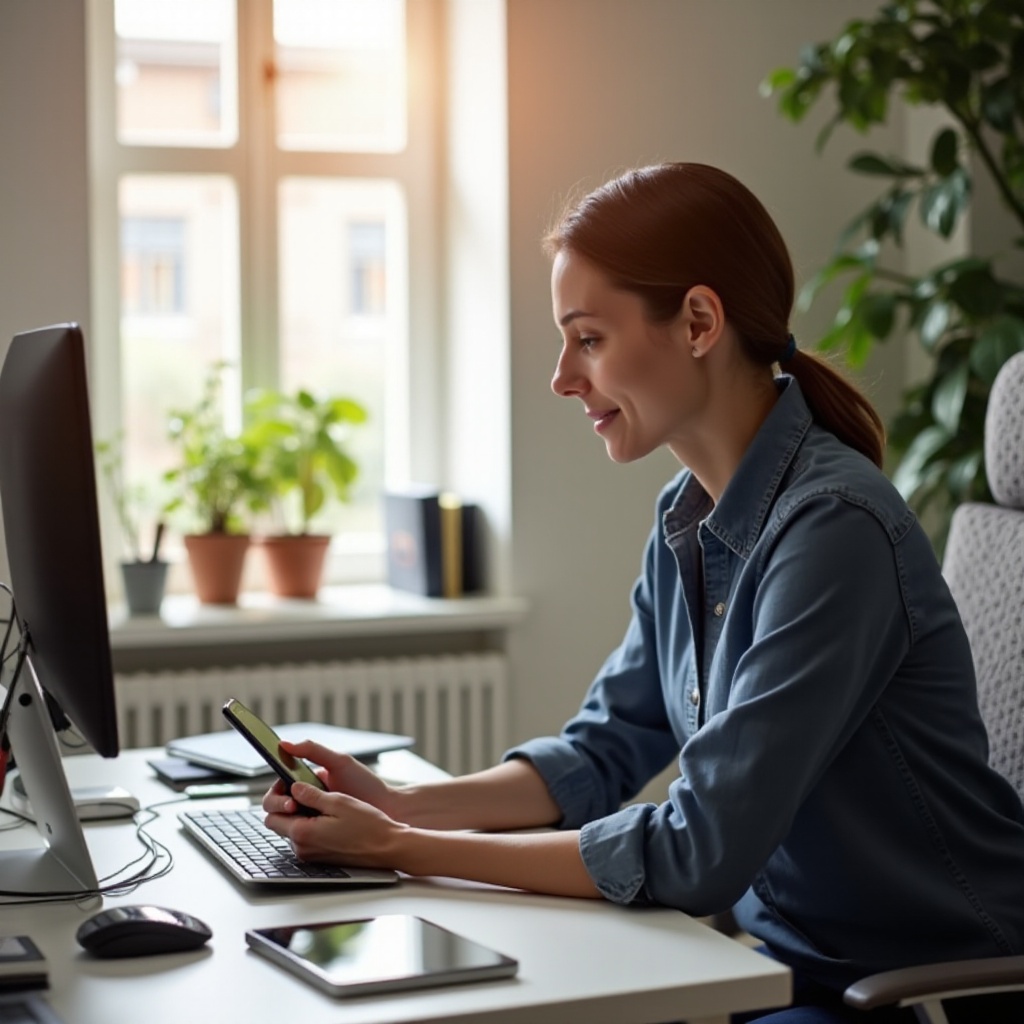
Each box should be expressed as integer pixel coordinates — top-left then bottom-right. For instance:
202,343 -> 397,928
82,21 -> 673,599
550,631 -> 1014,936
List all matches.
0,655 -> 99,901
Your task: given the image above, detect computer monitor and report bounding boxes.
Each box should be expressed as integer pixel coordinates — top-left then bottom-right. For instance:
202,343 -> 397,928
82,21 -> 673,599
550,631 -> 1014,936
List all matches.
0,323 -> 119,897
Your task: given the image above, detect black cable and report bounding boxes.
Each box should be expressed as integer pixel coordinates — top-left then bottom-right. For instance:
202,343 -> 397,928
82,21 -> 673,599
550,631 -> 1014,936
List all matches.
0,806 -> 28,831
0,794 -> 191,905
0,583 -> 18,670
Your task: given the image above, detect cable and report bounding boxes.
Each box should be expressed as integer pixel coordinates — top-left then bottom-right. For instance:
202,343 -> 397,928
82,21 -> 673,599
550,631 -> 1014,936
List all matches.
0,806 -> 29,832
0,583 -> 18,670
0,794 -> 191,905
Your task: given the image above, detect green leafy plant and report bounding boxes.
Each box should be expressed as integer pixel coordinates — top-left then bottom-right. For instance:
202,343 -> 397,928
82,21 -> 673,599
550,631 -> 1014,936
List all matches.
763,0 -> 1024,543
243,387 -> 368,535
164,365 -> 267,535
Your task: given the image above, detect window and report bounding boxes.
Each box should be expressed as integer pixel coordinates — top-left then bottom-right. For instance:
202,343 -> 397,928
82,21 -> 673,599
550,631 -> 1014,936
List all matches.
120,217 -> 187,315
87,0 -> 440,583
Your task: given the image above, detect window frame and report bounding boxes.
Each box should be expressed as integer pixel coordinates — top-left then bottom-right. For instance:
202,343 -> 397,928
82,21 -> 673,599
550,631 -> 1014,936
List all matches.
85,0 -> 443,590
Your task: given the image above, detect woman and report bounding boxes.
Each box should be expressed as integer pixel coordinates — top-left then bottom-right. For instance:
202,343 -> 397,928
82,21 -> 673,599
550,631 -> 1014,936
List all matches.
265,163 -> 1024,1023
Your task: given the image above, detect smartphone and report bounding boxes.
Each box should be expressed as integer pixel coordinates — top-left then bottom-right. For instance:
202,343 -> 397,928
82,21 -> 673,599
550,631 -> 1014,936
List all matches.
221,698 -> 327,815
245,915 -> 518,998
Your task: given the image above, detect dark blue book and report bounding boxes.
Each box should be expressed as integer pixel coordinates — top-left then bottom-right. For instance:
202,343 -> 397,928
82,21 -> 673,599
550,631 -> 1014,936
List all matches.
384,489 -> 443,596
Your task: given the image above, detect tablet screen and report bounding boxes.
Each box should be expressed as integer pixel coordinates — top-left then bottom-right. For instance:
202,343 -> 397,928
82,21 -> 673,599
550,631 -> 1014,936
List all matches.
246,915 -> 518,997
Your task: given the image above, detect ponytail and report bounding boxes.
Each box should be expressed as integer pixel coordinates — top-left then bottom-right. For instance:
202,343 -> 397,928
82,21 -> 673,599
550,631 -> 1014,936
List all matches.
782,348 -> 886,469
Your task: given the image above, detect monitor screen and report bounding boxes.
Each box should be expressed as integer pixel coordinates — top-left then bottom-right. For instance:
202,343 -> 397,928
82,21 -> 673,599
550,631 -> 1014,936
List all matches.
0,323 -> 118,757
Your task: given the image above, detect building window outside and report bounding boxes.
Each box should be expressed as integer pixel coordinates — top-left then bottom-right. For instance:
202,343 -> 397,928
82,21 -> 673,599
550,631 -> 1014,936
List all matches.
120,217 -> 187,316
349,221 -> 387,317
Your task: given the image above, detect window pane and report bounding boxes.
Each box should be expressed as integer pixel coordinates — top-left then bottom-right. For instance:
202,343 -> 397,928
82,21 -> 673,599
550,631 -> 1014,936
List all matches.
279,178 -> 407,537
274,0 -> 406,152
119,175 -> 241,504
115,0 -> 237,147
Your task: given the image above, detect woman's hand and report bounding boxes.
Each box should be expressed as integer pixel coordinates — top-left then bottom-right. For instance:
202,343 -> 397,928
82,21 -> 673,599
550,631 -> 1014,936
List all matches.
262,739 -> 401,818
263,781 -> 408,868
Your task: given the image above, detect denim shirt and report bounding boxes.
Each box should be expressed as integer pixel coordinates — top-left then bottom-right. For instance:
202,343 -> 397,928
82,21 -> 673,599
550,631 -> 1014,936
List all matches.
506,376 -> 1024,990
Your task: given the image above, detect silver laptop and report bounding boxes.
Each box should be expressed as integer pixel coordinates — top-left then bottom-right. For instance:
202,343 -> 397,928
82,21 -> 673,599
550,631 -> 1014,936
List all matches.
166,722 -> 413,777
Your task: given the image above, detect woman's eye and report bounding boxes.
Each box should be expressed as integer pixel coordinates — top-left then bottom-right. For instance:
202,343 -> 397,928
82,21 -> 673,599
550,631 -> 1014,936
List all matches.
579,336 -> 599,351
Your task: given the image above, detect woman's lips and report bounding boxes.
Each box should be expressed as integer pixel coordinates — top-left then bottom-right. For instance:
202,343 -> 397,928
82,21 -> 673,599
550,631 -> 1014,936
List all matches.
587,408 -> 619,433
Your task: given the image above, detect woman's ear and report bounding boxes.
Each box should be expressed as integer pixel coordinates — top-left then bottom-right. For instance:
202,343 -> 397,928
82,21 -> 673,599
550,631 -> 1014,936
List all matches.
680,286 -> 725,357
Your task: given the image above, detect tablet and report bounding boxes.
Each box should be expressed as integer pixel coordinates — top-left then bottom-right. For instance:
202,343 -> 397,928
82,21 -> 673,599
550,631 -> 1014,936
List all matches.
245,915 -> 518,998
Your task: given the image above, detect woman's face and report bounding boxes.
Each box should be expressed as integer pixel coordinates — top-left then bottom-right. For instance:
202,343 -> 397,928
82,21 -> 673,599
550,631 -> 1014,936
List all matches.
550,250 -> 699,464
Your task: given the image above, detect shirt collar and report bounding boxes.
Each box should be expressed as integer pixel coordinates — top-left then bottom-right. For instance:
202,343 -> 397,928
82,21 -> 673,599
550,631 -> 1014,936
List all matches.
663,375 -> 813,557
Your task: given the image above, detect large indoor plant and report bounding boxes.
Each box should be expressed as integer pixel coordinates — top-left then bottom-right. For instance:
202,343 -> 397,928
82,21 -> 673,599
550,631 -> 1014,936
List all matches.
243,387 -> 368,598
164,365 -> 266,604
763,0 -> 1024,546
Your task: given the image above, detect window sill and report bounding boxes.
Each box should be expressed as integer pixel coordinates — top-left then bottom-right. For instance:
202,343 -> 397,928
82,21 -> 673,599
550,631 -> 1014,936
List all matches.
108,585 -> 528,651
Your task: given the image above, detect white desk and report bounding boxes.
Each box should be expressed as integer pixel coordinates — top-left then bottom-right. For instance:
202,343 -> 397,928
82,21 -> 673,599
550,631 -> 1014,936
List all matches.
0,749 -> 790,1024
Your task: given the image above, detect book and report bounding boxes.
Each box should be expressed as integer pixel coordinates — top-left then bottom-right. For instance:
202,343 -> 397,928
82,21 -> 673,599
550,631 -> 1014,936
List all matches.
147,757 -> 257,791
385,489 -> 483,597
384,488 -> 442,596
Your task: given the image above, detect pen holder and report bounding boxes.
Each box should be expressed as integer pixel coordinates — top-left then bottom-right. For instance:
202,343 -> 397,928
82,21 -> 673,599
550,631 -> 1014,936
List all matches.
121,560 -> 169,616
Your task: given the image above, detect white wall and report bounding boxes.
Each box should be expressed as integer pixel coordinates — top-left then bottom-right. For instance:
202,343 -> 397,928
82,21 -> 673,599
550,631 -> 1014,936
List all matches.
0,0 -> 93,588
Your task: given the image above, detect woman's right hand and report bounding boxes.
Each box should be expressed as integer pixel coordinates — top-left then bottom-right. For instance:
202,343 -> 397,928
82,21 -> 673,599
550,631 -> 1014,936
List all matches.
262,739 -> 404,820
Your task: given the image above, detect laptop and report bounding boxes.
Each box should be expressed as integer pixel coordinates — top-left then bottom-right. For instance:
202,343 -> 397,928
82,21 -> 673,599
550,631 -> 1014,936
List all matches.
166,722 -> 414,777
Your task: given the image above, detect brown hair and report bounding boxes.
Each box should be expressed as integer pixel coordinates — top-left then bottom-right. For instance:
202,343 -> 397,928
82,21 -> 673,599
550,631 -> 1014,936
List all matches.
544,163 -> 885,467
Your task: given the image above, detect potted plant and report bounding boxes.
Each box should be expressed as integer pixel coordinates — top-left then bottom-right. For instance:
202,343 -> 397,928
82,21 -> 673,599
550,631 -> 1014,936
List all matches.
243,387 -> 368,598
95,434 -> 168,616
762,0 -> 1024,549
164,365 -> 267,605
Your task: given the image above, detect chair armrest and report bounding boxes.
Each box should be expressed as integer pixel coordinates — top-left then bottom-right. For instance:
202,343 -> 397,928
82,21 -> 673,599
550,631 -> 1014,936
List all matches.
844,954 -> 1024,1010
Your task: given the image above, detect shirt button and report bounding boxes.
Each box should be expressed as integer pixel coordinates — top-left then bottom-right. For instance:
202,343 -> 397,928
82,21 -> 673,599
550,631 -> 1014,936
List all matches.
713,601 -> 726,617
690,688 -> 700,706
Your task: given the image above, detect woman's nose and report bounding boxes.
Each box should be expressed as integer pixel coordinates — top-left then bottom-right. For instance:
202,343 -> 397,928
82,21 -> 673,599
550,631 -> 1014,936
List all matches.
551,349 -> 585,398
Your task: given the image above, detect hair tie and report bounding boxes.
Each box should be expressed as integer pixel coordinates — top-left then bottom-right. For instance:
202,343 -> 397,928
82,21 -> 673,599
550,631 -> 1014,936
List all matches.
780,333 -> 797,364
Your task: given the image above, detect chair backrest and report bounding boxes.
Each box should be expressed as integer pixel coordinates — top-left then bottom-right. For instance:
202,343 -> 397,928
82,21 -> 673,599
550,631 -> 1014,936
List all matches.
941,351 -> 1024,802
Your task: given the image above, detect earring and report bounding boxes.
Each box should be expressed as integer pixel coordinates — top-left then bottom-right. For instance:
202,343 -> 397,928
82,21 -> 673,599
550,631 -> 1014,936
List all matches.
691,347 -> 699,357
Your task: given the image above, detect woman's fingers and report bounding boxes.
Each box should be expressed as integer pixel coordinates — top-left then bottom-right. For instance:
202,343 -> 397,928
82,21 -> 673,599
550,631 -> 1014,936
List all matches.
279,739 -> 355,772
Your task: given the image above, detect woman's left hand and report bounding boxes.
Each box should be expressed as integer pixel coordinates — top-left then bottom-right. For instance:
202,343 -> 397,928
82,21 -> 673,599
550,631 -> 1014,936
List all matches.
264,782 -> 408,869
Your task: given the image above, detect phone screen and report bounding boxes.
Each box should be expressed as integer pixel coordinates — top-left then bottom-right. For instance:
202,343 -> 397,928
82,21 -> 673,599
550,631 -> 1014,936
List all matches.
222,699 -> 326,796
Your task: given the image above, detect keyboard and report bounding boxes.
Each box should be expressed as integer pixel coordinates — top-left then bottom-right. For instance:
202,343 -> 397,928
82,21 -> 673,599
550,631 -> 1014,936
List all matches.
178,807 -> 399,888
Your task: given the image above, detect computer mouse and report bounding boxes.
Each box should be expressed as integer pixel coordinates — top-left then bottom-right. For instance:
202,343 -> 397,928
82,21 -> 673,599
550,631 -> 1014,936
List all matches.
76,905 -> 212,958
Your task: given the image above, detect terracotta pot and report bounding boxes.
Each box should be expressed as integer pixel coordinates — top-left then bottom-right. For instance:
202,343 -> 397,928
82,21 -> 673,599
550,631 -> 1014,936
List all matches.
259,534 -> 331,599
184,533 -> 251,604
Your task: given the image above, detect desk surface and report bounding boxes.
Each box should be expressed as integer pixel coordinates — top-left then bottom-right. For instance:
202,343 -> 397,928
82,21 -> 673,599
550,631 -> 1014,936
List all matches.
0,749 -> 790,1024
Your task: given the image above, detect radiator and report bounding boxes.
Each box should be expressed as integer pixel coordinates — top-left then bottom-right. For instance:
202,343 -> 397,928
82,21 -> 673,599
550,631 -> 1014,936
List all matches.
114,652 -> 508,776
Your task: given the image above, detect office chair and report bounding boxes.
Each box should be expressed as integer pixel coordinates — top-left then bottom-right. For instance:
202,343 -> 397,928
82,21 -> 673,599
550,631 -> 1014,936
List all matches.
842,350 -> 1024,1022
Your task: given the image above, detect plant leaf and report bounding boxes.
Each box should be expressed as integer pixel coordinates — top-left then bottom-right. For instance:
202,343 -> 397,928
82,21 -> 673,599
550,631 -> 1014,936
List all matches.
946,265 -> 1003,318
891,424 -> 953,500
930,362 -> 969,433
981,76 -> 1017,132
858,291 -> 898,339
946,450 -> 983,501
970,315 -> 1024,383
848,152 -> 924,176
759,66 -> 796,97
919,301 -> 952,349
919,169 -> 970,238
931,127 -> 959,176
